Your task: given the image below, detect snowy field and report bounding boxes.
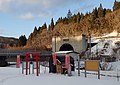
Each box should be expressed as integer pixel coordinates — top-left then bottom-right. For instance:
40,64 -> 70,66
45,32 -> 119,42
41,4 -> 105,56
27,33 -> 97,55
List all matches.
0,64 -> 120,85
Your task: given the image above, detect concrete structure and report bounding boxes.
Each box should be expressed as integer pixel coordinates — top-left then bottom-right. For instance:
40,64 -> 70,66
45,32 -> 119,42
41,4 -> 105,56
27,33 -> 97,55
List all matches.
52,35 -> 87,52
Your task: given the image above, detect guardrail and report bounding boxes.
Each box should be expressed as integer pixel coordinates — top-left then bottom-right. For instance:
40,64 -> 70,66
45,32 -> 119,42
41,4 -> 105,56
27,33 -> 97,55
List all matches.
0,49 -> 52,57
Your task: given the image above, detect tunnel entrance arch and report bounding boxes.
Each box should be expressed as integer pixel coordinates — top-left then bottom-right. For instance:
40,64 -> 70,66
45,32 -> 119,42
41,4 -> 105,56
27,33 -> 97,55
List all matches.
59,43 -> 74,51
52,35 -> 87,52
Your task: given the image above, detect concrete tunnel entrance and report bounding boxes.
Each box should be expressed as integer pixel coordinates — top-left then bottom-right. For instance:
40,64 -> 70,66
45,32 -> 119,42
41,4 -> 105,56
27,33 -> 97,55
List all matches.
59,43 -> 74,51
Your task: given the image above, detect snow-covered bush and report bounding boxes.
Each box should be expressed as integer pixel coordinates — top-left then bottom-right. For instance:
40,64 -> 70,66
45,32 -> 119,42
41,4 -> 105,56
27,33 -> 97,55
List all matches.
100,62 -> 113,71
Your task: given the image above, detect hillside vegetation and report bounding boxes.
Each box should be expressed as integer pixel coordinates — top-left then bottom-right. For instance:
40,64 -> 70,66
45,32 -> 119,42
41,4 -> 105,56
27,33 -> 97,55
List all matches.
0,35 -> 27,49
0,36 -> 18,48
26,0 -> 120,50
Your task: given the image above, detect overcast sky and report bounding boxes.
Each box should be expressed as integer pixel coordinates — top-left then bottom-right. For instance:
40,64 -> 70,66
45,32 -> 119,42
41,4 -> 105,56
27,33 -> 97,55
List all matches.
0,0 -> 118,38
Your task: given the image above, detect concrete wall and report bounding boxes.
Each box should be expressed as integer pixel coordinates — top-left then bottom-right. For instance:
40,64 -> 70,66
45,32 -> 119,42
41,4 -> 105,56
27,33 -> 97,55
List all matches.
52,35 -> 87,52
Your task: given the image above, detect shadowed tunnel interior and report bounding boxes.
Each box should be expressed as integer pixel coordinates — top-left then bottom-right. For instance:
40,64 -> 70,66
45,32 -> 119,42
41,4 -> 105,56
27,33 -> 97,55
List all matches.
59,43 -> 74,51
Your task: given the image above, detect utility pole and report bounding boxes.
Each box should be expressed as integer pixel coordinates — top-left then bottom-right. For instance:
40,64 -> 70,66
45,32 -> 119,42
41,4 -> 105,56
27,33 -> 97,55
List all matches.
78,54 -> 80,76
55,36 -> 56,52
54,30 -> 58,52
89,34 -> 91,58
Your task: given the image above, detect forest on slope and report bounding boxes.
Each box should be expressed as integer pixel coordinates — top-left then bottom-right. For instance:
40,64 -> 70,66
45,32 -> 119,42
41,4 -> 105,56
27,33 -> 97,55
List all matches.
26,0 -> 120,50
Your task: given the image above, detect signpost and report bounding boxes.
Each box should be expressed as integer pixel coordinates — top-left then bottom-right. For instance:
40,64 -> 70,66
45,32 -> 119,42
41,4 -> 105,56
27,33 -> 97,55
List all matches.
85,60 -> 100,79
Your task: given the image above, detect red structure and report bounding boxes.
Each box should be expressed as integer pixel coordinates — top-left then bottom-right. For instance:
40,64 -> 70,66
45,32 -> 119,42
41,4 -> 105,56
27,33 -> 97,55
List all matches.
16,55 -> 20,68
25,52 -> 40,76
65,55 -> 70,69
52,52 -> 56,65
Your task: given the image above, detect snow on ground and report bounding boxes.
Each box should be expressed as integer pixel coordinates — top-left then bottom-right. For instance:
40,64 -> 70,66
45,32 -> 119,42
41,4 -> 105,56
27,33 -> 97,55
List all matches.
0,64 -> 120,85
110,61 -> 120,71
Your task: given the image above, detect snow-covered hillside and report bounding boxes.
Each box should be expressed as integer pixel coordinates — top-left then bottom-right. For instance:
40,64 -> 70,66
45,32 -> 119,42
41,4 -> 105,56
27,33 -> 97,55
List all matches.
88,30 -> 120,61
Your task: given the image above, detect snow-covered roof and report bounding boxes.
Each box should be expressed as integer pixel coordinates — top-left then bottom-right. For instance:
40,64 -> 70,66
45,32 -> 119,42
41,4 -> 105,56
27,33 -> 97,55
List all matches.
55,51 -> 73,54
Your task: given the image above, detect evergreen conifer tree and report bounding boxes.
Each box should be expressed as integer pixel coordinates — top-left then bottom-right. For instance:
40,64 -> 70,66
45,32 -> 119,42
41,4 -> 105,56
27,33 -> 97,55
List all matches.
98,4 -> 104,17
42,22 -> 47,29
18,35 -> 27,46
92,7 -> 98,19
67,9 -> 72,19
113,0 -> 120,11
50,18 -> 54,30
33,26 -> 38,35
77,12 -> 81,23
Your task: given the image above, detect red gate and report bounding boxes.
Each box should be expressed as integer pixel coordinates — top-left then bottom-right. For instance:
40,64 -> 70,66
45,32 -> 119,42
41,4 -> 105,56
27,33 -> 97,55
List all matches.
24,52 -> 40,76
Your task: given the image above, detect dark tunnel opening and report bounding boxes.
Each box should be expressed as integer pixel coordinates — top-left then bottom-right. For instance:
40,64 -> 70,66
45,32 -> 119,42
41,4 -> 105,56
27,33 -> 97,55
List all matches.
59,43 -> 74,51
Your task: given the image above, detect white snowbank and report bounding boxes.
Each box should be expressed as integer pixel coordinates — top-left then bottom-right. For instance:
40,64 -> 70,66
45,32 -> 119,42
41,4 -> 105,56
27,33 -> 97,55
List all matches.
0,65 -> 119,85
111,61 -> 120,71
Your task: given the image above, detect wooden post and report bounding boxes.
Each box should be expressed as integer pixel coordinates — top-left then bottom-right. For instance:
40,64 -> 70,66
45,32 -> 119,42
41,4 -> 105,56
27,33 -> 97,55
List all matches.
117,69 -> 119,81
98,70 -> 100,79
25,53 -> 29,75
39,61 -> 40,73
98,63 -> 100,79
29,62 -> 30,74
78,54 -> 80,76
32,62 -> 34,74
22,61 -> 24,74
36,53 -> 39,76
85,69 -> 87,77
85,61 -> 87,77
